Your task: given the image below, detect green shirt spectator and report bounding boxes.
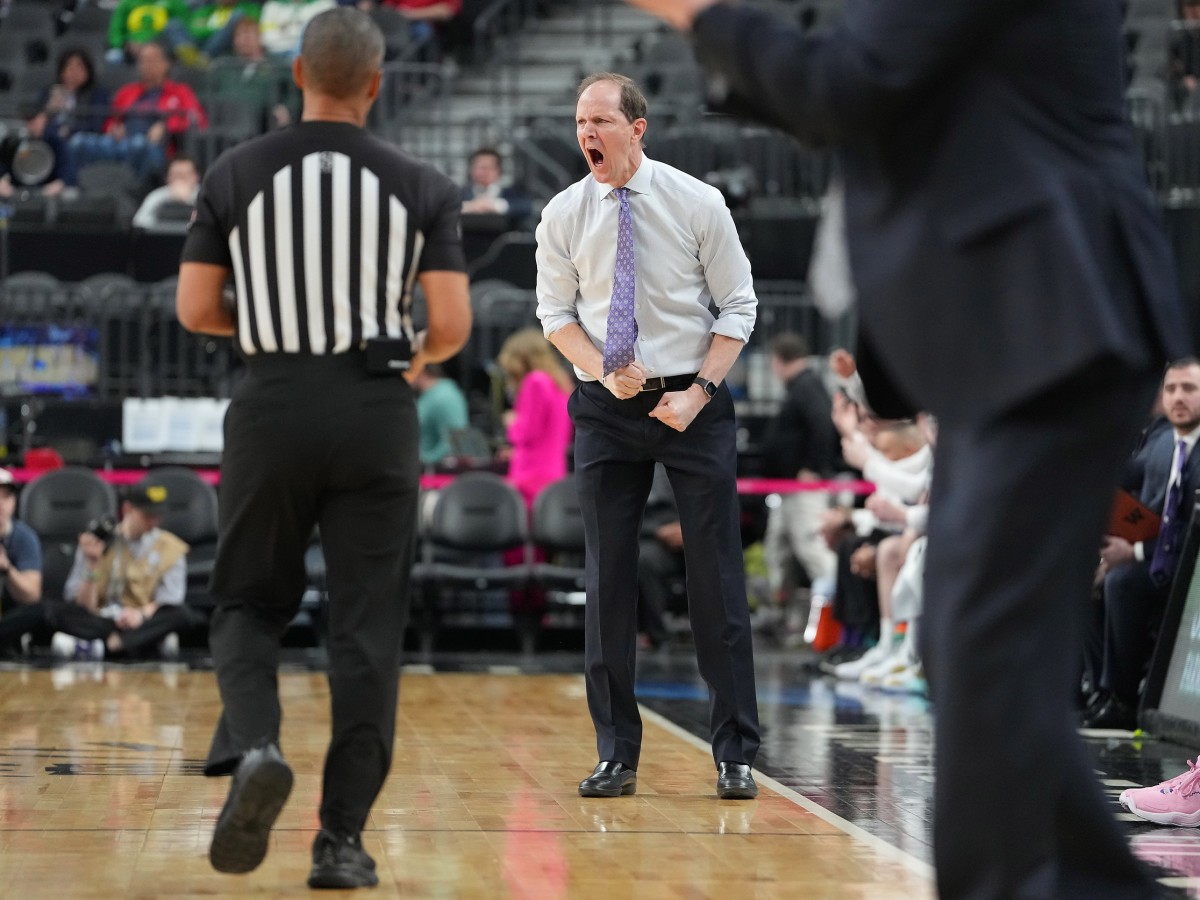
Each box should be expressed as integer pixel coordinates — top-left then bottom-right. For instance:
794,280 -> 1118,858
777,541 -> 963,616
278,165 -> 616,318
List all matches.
414,366 -> 469,466
109,0 -> 192,52
188,0 -> 262,44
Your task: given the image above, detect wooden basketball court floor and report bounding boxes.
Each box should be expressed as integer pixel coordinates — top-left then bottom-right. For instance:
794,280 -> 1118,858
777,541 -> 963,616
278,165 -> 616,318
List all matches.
0,661 -> 936,899
2,653 -> 1198,898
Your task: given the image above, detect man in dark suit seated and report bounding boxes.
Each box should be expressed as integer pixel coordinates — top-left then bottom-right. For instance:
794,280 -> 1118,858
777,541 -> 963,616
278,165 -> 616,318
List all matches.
460,146 -> 533,230
1087,357 -> 1200,729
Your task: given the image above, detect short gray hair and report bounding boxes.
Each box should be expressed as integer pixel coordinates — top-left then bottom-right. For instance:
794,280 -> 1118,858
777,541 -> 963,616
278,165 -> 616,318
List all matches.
300,8 -> 385,99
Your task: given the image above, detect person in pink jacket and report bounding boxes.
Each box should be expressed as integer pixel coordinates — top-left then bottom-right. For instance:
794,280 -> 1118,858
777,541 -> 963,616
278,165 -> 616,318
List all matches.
498,328 -> 574,506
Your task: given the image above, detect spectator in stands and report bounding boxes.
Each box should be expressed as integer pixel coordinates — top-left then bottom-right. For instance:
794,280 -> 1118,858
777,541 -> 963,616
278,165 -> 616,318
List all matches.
51,482 -> 191,660
40,48 -> 109,155
210,18 -> 295,130
70,42 -> 208,184
378,0 -> 461,57
259,0 -> 336,59
133,155 -> 200,230
823,408 -> 930,678
1,49 -> 111,195
1170,0 -> 1200,110
497,328 -> 574,506
758,332 -> 840,643
176,0 -> 264,61
107,0 -> 204,66
837,412 -> 935,691
461,146 -> 533,230
1084,357 -> 1200,729
413,363 -> 469,467
0,469 -> 43,654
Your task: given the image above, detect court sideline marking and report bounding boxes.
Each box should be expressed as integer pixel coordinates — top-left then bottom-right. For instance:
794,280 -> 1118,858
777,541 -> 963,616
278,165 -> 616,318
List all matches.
639,704 -> 936,880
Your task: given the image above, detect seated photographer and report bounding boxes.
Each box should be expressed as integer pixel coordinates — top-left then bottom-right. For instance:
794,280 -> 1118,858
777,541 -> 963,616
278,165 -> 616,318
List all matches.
50,482 -> 191,660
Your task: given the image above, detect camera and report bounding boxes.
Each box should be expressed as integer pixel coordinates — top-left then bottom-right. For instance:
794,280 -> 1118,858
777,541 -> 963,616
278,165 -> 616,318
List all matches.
86,516 -> 117,548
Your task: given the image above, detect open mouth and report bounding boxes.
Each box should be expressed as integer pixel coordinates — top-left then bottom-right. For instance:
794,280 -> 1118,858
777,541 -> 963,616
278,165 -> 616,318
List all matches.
587,148 -> 605,167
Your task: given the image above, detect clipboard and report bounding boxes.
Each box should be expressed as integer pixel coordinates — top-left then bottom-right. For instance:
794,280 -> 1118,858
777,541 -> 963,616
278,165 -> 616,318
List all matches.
1108,489 -> 1161,543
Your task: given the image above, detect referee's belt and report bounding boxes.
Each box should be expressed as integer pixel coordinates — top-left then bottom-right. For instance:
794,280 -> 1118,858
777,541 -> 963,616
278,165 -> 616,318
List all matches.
639,373 -> 697,392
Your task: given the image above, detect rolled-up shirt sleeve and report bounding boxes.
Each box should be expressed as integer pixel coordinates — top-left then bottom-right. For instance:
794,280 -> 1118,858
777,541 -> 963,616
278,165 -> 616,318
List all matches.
153,556 -> 187,607
695,194 -> 756,343
63,545 -> 88,603
535,201 -> 582,338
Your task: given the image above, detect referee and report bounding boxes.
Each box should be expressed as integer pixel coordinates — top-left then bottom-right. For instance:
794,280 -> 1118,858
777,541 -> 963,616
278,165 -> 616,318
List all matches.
176,9 -> 471,890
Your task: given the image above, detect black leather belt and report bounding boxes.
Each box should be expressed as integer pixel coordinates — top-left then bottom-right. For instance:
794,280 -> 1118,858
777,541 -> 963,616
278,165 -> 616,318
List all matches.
639,373 -> 697,392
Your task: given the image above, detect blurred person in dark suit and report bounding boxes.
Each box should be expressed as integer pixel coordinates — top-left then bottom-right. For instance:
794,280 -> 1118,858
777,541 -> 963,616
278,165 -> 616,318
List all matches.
625,0 -> 1193,897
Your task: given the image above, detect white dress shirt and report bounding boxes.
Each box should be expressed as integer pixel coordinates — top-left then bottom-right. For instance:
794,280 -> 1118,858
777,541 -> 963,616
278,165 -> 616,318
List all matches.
535,156 -> 756,381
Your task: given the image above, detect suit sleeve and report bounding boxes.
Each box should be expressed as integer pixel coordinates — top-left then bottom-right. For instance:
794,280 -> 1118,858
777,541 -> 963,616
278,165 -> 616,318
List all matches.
690,0 -> 1041,145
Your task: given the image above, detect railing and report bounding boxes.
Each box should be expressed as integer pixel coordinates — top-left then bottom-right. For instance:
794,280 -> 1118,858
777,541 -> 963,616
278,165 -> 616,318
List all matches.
0,279 -> 235,402
472,0 -> 615,109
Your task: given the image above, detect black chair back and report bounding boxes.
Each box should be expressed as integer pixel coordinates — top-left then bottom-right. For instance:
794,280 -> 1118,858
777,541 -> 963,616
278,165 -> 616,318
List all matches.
531,475 -> 584,553
18,466 -> 117,600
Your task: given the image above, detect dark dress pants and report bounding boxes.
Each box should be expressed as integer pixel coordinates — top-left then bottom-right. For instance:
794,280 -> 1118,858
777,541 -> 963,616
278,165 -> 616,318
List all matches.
203,352 -> 420,837
921,363 -> 1163,900
571,380 -> 760,770
1101,561 -> 1169,706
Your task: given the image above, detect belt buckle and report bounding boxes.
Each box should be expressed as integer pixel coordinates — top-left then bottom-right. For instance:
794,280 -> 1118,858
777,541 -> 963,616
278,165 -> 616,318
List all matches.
640,376 -> 667,392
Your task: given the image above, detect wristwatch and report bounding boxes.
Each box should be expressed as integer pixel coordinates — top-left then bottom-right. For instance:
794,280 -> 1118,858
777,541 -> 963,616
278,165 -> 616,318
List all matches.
693,376 -> 718,400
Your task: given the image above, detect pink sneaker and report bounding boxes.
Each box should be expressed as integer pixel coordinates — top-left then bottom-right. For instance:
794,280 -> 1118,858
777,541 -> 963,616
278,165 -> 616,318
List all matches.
1120,760 -> 1200,826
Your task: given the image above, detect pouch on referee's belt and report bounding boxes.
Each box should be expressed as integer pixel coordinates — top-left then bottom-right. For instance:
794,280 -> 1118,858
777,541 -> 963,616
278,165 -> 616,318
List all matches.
365,336 -> 413,374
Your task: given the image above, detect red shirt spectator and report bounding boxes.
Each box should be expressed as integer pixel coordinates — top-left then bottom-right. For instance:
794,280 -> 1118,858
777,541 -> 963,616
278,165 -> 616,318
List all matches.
105,43 -> 208,141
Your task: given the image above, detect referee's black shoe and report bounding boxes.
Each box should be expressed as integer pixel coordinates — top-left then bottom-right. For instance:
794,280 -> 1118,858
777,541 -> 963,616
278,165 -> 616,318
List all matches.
308,829 -> 379,889
209,743 -> 294,874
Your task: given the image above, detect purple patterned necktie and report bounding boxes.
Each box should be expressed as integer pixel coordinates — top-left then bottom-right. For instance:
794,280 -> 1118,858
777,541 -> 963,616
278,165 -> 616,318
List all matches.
602,187 -> 637,377
1150,439 -> 1189,586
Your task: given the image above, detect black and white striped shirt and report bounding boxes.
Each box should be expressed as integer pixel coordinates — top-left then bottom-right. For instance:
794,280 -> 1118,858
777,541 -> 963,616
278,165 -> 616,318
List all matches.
182,120 -> 465,357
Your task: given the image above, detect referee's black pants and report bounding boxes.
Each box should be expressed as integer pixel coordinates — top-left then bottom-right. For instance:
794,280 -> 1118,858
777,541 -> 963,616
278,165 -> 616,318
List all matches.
203,352 -> 420,837
570,380 -> 760,770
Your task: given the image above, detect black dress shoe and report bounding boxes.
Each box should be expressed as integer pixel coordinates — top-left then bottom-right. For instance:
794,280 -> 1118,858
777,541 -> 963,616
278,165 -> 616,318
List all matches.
578,760 -> 636,797
1081,694 -> 1137,731
308,829 -> 379,889
717,761 -> 758,800
210,743 -> 294,874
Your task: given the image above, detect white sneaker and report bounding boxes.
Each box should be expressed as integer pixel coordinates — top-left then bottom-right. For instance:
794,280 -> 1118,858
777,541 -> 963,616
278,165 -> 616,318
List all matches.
861,641 -> 911,686
832,637 -> 893,680
881,661 -> 927,695
50,632 -> 77,659
159,633 -> 180,659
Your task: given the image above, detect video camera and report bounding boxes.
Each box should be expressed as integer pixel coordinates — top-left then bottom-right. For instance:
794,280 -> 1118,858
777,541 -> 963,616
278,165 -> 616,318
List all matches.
85,516 -> 118,549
